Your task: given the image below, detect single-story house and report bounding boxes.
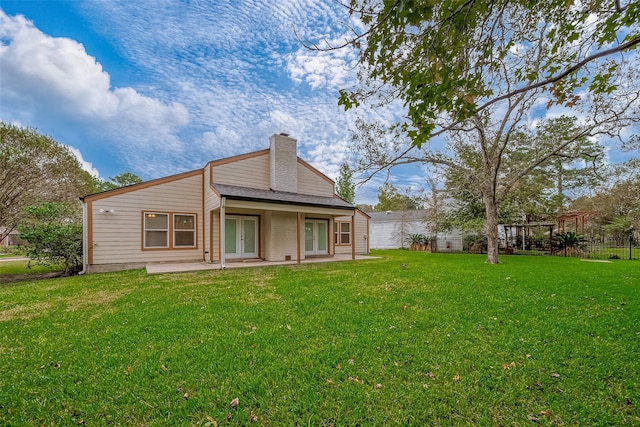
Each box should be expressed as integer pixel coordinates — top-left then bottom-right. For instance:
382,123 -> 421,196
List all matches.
81,134 -> 370,273
369,210 -> 463,251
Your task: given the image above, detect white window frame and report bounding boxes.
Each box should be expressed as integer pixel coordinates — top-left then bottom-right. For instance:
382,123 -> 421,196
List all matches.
144,212 -> 169,248
174,213 -> 196,248
334,221 -> 351,245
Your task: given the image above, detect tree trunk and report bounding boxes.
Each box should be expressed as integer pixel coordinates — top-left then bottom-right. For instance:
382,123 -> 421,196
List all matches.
484,193 -> 501,264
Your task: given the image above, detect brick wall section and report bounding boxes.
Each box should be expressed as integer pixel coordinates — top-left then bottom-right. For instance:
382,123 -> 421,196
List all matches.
269,133 -> 298,193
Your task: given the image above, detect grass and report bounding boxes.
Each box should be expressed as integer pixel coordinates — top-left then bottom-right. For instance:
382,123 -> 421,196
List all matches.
512,246 -> 639,260
0,260 -> 63,277
1,250 -> 638,426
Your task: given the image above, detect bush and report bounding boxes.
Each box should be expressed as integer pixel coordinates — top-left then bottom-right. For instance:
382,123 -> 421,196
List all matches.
18,202 -> 83,276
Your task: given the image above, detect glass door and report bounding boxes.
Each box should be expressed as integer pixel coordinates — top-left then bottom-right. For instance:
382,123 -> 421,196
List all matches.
242,217 -> 258,258
305,219 -> 328,255
225,216 -> 258,259
225,217 -> 240,258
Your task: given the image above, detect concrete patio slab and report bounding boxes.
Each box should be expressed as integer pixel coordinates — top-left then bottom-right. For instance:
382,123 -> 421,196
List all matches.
145,254 -> 379,274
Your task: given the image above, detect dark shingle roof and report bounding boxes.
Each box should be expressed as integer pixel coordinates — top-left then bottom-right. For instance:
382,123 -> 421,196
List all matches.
213,184 -> 354,210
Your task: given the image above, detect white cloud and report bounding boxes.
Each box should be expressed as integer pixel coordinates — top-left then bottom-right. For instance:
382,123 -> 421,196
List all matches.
0,10 -> 189,172
287,49 -> 355,90
66,145 -> 101,178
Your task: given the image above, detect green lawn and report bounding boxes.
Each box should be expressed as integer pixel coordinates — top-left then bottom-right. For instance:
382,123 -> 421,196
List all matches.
1,251 -> 638,426
0,259 -> 63,277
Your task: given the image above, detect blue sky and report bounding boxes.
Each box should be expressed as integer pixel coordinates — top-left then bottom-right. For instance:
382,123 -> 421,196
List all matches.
1,1 -> 637,206
1,0 -> 409,204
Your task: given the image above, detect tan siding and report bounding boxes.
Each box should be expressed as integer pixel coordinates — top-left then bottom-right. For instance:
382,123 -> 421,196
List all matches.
212,153 -> 270,188
91,174 -> 203,265
211,210 -> 220,262
334,211 -> 369,255
203,164 -> 221,261
354,210 -> 370,254
297,162 -> 334,197
268,211 -> 298,261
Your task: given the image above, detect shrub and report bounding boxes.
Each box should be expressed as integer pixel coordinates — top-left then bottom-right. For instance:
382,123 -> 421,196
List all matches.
18,202 -> 82,276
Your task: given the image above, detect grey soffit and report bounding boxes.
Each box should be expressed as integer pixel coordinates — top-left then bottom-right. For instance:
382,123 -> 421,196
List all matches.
212,184 -> 354,210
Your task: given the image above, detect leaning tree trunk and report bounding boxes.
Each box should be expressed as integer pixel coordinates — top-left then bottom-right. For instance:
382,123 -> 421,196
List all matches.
484,193 -> 501,264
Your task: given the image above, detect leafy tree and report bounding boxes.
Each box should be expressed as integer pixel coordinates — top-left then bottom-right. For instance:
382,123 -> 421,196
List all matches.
0,122 -> 94,241
321,0 -> 639,263
374,182 -> 421,212
356,203 -> 375,212
335,162 -> 356,204
421,174 -> 448,251
534,117 -> 606,214
18,202 -> 83,276
94,172 -> 143,192
571,161 -> 640,242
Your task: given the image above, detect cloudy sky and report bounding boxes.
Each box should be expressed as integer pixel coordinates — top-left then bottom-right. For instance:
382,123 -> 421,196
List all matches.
1,0 -> 406,204
1,1 -> 637,206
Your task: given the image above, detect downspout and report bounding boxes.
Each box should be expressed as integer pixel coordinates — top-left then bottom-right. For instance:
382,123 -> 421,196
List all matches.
78,198 -> 88,275
220,197 -> 226,269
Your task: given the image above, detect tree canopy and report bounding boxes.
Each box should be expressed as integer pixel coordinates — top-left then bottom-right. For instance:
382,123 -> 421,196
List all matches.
338,0 -> 639,145
0,122 -> 94,241
374,182 -> 422,211
94,172 -> 143,192
321,0 -> 639,263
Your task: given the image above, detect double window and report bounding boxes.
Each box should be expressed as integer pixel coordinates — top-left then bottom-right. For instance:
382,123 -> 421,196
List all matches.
334,221 -> 351,245
144,212 -> 196,249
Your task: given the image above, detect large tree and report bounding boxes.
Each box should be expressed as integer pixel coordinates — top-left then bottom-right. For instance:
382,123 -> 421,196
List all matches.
0,123 -> 94,241
323,0 -> 639,263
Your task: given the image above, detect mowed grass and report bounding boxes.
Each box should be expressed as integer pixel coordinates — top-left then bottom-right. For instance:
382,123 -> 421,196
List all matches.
0,260 -> 63,277
0,251 -> 638,426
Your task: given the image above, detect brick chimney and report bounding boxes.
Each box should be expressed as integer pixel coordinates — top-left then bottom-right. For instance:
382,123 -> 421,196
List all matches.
269,133 -> 298,193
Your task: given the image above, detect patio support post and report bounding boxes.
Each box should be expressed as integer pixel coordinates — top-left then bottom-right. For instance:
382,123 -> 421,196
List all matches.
351,214 -> 356,260
221,197 -> 226,269
297,211 -> 301,264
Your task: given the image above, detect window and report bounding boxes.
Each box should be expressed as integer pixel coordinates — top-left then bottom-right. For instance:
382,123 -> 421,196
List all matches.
144,213 -> 169,248
334,221 -> 351,245
143,212 -> 197,249
174,214 -> 196,247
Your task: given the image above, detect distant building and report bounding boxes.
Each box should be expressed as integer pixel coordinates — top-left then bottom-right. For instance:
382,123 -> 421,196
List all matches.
0,228 -> 22,248
369,210 -> 463,251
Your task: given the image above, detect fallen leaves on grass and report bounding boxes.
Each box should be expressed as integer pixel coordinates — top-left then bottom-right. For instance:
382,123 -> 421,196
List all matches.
453,375 -> 461,381
551,373 -> 561,378
230,397 -> 239,408
502,361 -> 516,370
250,411 -> 258,422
